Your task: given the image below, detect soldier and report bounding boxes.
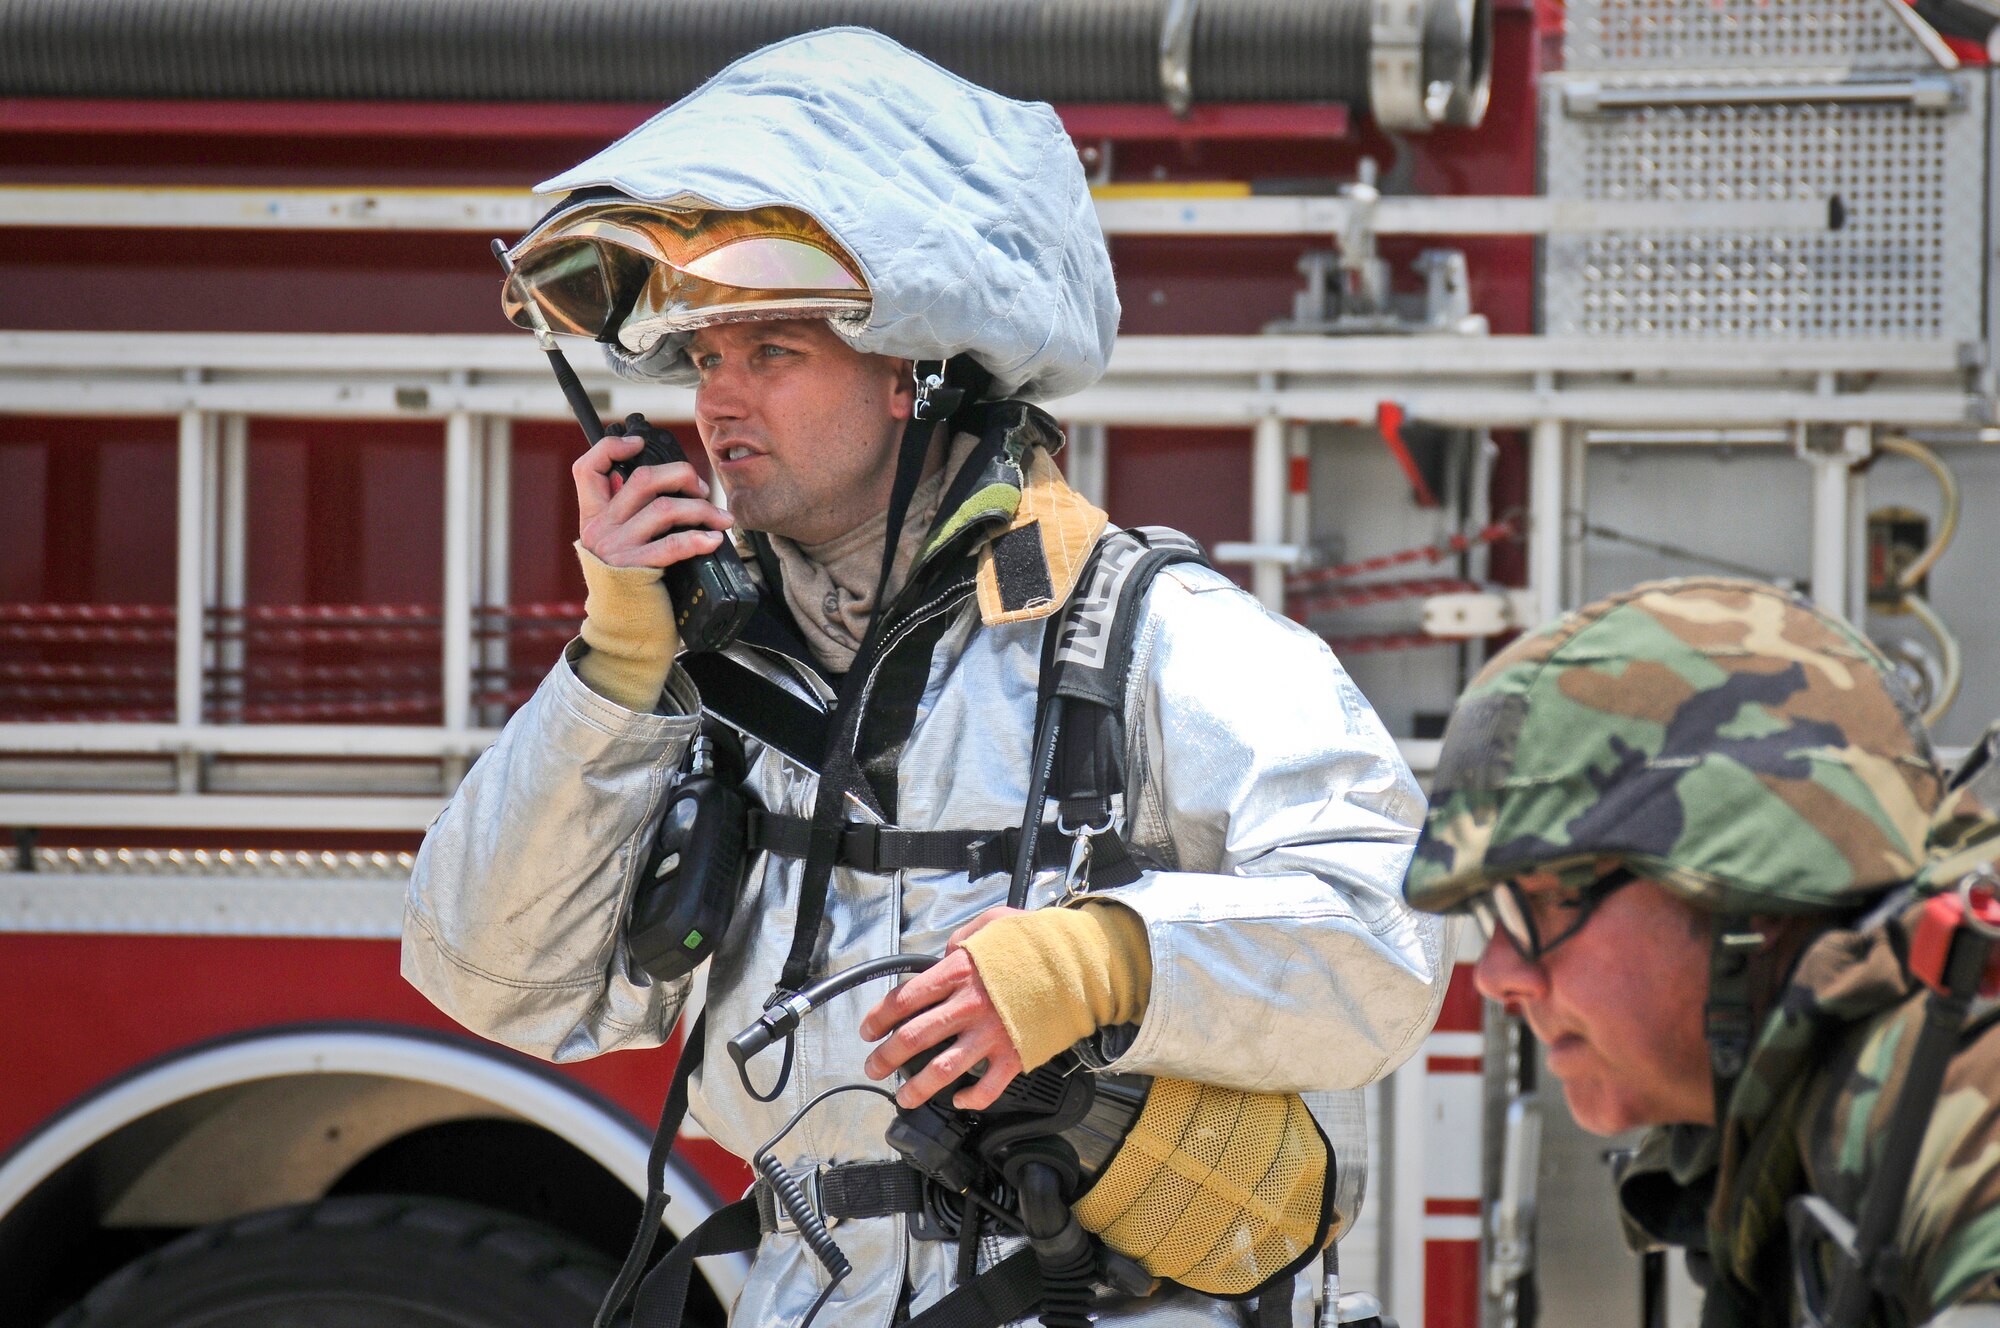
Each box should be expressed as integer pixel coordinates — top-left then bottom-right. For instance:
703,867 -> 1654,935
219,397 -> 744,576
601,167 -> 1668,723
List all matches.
1404,575 -> 2000,1326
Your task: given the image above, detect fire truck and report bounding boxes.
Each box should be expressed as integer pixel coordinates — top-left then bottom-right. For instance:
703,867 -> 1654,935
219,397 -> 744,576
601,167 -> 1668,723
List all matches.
2,1 -> 1995,1325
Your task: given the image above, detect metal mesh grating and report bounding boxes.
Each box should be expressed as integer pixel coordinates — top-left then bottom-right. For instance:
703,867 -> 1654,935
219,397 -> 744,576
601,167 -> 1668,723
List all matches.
1544,79 -> 1987,341
1563,0 -> 1950,73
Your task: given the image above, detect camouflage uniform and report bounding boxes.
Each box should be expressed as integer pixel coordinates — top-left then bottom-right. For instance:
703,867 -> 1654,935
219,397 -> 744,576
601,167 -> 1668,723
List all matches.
1406,577 -> 2000,1326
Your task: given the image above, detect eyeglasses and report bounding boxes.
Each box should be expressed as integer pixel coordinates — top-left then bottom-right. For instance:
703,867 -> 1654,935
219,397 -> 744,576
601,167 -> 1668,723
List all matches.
1467,865 -> 1639,964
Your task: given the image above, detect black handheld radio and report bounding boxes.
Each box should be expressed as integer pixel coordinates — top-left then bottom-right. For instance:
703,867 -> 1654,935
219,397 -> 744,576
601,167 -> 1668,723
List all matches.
627,725 -> 748,984
491,239 -> 759,654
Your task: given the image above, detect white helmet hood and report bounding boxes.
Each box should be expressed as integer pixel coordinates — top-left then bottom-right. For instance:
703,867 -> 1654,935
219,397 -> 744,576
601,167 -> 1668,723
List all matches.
535,27 -> 1119,403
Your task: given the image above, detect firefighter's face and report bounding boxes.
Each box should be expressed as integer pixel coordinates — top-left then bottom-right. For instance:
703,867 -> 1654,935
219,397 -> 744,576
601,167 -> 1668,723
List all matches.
689,319 -> 916,545
1473,876 -> 1715,1135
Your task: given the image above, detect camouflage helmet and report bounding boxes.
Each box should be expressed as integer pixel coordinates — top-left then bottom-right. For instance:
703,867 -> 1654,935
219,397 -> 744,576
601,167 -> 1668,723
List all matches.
1406,577 -> 1942,918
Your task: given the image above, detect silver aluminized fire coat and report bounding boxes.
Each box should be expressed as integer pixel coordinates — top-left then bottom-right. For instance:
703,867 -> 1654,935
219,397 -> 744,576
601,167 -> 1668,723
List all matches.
404,551 -> 1450,1327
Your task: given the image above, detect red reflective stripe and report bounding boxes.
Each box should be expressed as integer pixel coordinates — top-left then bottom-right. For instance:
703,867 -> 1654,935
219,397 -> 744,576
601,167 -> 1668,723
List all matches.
1288,456 -> 1311,493
0,98 -> 1353,143
1425,1198 -> 1483,1217
0,97 -> 657,139
1427,1055 -> 1483,1075
1425,1237 -> 1483,1328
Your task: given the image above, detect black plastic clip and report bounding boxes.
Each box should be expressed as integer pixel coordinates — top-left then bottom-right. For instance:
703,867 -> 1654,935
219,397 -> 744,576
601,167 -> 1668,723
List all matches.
913,360 -> 965,421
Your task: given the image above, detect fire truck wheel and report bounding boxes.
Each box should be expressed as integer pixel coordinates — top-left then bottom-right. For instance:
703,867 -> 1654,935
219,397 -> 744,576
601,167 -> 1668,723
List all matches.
52,1194 -> 621,1327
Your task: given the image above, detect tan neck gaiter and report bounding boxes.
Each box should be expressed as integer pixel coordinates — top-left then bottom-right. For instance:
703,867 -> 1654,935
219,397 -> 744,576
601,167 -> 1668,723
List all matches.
766,430 -> 978,674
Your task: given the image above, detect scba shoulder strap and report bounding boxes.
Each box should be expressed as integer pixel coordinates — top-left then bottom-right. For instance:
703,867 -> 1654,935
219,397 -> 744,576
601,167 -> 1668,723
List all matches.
1042,525 -> 1208,867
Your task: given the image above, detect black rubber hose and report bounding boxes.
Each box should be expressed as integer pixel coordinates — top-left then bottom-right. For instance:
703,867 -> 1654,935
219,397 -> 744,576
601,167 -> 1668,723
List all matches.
1015,1162 -> 1097,1328
727,953 -> 941,1073
0,0 -> 1478,122
793,952 -> 940,1010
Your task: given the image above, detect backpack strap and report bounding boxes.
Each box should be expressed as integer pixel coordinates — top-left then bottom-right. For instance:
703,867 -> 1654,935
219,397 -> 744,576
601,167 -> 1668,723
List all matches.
1040,527 -> 1209,895
593,1011 -> 710,1328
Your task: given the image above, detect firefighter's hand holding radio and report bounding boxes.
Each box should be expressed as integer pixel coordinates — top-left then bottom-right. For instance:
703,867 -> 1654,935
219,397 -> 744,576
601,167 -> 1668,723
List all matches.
567,425 -> 732,718
406,29 -> 1449,1328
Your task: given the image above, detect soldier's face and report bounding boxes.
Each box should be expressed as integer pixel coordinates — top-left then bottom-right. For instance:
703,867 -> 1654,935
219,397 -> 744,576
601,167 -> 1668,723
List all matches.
690,320 -> 916,545
1473,877 -> 1715,1134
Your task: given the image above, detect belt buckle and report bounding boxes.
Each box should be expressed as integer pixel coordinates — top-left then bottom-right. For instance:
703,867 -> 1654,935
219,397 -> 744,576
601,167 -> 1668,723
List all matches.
771,1165 -> 831,1234
845,824 -> 883,874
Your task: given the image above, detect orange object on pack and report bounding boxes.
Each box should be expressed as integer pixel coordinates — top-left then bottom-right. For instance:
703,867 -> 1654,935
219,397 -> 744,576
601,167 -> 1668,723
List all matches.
1908,876 -> 2000,1000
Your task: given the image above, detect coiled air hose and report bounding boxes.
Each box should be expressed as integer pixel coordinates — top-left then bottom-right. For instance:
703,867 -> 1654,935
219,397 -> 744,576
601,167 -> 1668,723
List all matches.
1875,434 -> 1963,727
748,1080 -> 901,1328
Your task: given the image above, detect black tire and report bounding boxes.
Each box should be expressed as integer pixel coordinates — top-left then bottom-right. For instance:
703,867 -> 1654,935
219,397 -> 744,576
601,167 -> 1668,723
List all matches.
51,1194 -> 618,1328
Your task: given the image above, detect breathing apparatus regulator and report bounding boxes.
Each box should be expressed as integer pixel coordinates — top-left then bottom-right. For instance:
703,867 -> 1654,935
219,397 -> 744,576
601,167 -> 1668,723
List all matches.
718,949 -> 1340,1328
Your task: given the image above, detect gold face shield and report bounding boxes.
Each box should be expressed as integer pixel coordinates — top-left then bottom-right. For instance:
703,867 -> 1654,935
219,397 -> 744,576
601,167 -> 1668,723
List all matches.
500,203 -> 871,352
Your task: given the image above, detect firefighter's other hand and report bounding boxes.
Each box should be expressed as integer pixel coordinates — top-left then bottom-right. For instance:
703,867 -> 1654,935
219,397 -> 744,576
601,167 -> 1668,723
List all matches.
574,428 -> 733,570
860,947 -> 1024,1111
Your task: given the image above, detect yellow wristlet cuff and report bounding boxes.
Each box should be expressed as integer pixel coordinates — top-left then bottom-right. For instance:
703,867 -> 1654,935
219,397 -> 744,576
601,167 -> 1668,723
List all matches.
960,900 -> 1153,1071
573,541 -> 678,713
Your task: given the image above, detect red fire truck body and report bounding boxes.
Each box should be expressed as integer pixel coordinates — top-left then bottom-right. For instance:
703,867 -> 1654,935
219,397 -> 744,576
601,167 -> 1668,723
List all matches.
0,7 -> 1541,1323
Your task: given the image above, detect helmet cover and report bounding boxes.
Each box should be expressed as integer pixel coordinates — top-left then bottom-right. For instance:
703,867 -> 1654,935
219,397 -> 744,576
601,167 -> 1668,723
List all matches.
1406,577 -> 1942,917
532,27 -> 1119,402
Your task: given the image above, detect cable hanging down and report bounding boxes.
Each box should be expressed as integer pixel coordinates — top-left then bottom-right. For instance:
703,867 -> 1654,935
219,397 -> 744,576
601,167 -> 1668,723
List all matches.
1874,434 -> 1963,728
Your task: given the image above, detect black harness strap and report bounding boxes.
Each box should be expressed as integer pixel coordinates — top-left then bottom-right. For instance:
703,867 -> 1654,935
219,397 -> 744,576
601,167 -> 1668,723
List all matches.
779,579 -> 973,994
629,1196 -> 764,1328
1256,1276 -> 1297,1328
774,412 -> 946,994
594,1010 -> 709,1328
681,650 -> 830,774
748,808 -> 1074,879
776,358 -> 989,995
903,1249 -> 1046,1328
752,1161 -> 928,1232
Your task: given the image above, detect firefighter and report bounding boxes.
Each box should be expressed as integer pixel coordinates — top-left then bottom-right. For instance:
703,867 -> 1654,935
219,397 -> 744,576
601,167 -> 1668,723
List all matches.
1404,575 -> 2000,1326
404,29 -> 1448,1328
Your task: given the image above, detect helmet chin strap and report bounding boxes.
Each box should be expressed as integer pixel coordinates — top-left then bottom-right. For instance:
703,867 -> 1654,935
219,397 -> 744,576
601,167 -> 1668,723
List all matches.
1705,913 -> 1767,1128
863,357 -> 990,637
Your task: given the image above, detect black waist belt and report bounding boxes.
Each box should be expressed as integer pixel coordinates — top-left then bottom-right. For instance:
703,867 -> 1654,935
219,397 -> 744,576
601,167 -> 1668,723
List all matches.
746,808 -> 1073,879
752,1160 -> 928,1234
